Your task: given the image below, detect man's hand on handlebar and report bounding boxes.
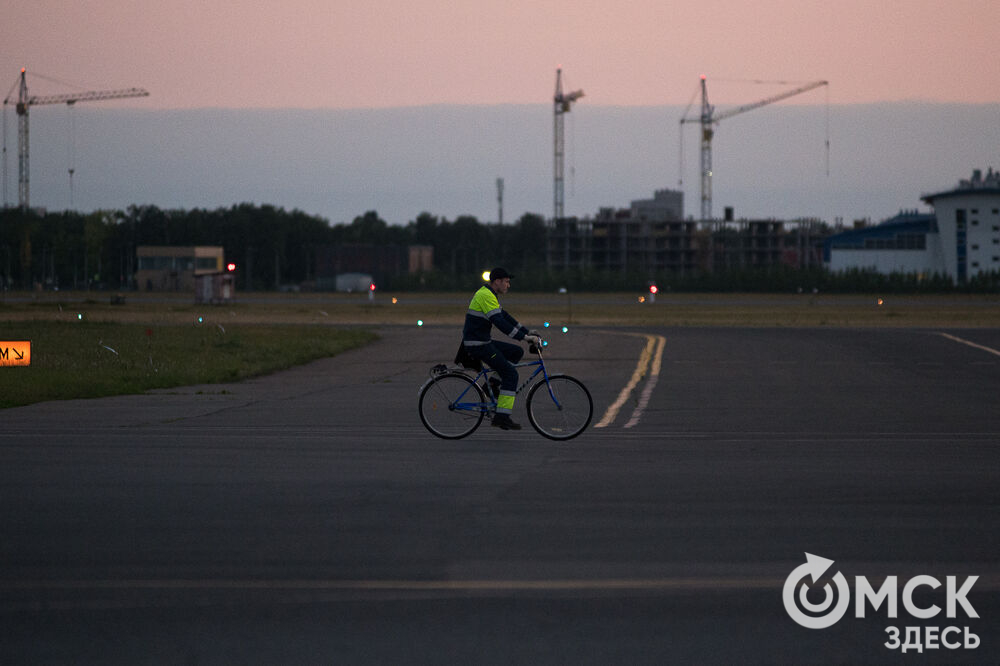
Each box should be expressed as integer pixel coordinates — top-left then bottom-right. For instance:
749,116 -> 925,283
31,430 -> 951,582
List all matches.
525,334 -> 543,348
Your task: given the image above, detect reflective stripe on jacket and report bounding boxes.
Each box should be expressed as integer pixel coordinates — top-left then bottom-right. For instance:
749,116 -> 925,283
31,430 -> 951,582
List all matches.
462,285 -> 527,346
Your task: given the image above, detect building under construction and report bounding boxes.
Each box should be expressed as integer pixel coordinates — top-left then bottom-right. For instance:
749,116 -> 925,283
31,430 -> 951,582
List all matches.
706,217 -> 827,272
552,189 -> 698,275
546,188 -> 827,275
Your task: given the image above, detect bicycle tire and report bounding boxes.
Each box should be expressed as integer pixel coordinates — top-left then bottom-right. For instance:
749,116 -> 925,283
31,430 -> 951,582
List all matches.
526,374 -> 593,440
418,372 -> 486,439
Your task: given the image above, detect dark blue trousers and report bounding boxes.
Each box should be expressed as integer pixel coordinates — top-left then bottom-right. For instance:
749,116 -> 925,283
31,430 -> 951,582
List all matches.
466,340 -> 523,392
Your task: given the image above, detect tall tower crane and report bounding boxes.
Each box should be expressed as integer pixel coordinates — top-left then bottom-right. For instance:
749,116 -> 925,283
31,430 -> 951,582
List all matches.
680,76 -> 827,222
3,68 -> 149,210
553,67 -> 583,222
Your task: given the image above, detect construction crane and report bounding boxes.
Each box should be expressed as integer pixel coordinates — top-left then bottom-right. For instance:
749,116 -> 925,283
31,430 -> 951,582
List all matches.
3,68 -> 149,210
680,76 -> 827,222
553,67 -> 583,222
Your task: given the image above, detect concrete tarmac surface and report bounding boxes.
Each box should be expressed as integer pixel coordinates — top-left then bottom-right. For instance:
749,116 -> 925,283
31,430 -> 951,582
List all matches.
1,325 -> 998,664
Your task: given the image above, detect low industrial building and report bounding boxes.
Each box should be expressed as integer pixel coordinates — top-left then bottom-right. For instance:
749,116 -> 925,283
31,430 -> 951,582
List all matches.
825,168 -> 1000,282
314,243 -> 433,290
824,211 -> 939,275
136,246 -> 225,291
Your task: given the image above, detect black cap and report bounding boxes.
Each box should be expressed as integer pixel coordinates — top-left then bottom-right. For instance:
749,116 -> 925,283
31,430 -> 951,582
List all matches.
489,267 -> 513,281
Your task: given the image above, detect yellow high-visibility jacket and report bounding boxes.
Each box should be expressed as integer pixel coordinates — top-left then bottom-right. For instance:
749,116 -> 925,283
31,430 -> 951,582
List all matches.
462,285 -> 528,347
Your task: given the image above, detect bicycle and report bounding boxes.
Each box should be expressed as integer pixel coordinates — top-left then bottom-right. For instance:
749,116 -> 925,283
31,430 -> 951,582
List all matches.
418,340 -> 593,440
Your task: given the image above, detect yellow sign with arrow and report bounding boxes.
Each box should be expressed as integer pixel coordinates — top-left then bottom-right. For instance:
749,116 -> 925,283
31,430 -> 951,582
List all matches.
0,340 -> 31,367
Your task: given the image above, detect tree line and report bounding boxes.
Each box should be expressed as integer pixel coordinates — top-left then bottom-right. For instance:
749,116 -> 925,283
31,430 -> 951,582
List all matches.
0,204 -> 547,292
1,204 -> 996,293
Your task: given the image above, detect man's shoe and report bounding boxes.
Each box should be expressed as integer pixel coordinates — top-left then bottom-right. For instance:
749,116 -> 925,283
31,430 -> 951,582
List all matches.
491,414 -> 522,430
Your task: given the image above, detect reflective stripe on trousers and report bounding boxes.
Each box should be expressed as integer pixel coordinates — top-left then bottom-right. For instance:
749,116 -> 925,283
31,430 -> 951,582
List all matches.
496,390 -> 515,414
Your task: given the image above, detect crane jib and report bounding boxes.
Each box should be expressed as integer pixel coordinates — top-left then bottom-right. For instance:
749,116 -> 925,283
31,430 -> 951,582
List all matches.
678,77 -> 829,222
2,69 -> 150,210
27,88 -> 150,107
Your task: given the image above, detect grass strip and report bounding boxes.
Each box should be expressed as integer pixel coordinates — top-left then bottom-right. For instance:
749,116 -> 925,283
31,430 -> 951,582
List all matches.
0,322 -> 376,409
3,292 -> 999,328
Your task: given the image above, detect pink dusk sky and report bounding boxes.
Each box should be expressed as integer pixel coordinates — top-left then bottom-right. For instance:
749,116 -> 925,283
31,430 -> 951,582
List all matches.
3,0 -> 999,109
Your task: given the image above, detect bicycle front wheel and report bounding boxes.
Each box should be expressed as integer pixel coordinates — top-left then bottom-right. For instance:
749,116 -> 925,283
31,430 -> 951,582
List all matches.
526,374 -> 593,440
419,372 -> 486,439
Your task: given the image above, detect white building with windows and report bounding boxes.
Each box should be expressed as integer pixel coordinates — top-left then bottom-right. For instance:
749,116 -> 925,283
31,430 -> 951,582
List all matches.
825,168 -> 1000,282
921,168 -> 1000,282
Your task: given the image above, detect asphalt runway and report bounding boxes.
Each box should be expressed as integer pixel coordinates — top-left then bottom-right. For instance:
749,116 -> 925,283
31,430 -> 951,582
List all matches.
1,325 -> 998,664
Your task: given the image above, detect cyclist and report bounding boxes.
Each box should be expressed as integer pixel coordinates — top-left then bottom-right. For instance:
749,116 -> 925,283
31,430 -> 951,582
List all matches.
460,267 -> 541,430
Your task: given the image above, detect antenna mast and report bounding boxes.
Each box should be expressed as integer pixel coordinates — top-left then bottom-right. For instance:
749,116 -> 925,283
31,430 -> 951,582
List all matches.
496,177 -> 504,225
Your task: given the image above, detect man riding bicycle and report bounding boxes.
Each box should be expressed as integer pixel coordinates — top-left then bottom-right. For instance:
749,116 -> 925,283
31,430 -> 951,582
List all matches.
460,267 -> 541,430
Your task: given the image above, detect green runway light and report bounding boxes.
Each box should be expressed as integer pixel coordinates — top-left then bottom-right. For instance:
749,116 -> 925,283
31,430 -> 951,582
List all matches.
543,321 -> 550,328
417,320 -> 424,327
562,326 -> 568,333
77,313 -> 83,320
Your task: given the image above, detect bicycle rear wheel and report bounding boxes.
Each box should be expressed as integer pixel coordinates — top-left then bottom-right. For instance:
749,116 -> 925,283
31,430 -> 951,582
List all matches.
419,372 -> 486,439
526,374 -> 593,440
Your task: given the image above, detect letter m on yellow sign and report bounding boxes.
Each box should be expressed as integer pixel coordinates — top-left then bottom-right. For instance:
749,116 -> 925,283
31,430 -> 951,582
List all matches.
0,341 -> 31,367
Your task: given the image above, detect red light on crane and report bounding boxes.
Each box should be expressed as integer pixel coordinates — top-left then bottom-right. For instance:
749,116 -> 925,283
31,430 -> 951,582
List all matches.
226,263 -> 236,272
649,285 -> 658,294
369,283 -> 376,291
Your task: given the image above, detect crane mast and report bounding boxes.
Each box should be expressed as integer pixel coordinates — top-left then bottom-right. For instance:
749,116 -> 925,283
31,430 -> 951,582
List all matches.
3,68 -> 149,210
16,70 -> 29,211
697,76 -> 713,225
553,68 -> 583,223
680,76 -> 828,222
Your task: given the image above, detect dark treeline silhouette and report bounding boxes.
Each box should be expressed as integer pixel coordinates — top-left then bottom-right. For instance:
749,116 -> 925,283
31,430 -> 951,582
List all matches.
1,204 -> 996,293
0,204 -> 546,292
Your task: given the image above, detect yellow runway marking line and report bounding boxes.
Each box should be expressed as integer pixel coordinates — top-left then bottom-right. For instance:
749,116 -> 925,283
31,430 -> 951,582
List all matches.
937,332 -> 1000,358
593,331 -> 665,429
625,334 -> 666,429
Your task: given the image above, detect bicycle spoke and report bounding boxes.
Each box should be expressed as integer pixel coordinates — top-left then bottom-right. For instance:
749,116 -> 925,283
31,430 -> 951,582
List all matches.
526,374 -> 593,440
419,373 -> 485,439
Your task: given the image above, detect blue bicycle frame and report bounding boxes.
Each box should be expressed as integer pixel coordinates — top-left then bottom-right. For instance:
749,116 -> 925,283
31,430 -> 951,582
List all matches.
451,357 -> 554,415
